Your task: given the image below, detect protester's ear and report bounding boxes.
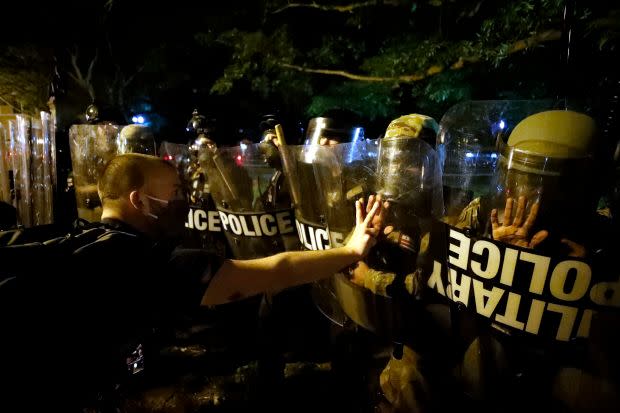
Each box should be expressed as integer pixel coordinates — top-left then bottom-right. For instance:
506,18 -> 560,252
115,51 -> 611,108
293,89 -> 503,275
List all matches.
129,190 -> 143,211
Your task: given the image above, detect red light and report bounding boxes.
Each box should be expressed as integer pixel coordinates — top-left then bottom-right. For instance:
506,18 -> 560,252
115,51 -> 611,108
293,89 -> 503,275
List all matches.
164,154 -> 173,161
235,154 -> 243,165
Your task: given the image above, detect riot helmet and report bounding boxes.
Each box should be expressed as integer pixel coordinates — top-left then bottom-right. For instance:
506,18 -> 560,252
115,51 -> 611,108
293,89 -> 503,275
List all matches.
118,124 -> 156,155
186,109 -> 215,136
304,117 -> 364,146
489,110 -> 598,252
377,114 -> 442,218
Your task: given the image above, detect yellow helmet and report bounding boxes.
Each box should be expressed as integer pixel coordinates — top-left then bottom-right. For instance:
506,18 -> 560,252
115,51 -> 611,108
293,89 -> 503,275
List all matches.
507,110 -> 596,159
384,114 -> 439,140
503,110 -> 597,175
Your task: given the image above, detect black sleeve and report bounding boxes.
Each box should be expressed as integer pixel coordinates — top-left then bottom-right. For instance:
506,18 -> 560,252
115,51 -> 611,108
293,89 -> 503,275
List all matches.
166,247 -> 224,309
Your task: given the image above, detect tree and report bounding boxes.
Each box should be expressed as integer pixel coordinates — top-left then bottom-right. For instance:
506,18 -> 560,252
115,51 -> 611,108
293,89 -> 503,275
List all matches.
204,0 -> 620,126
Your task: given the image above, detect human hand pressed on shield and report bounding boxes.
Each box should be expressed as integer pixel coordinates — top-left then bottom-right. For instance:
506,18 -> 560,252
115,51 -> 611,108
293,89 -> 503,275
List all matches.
491,196 -> 548,249
346,195 -> 389,258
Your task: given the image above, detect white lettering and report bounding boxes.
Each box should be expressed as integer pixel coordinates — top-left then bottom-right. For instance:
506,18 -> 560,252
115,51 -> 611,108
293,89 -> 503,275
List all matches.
446,269 -> 471,306
495,292 -> 525,330
525,299 -> 546,335
330,231 -> 345,247
194,209 -> 208,231
308,223 -> 317,250
296,220 -> 305,246
550,260 -> 591,301
239,215 -> 256,236
260,214 -> 277,236
472,279 -> 504,317
576,309 -> 594,338
316,228 -> 329,250
276,211 -> 294,234
499,248 -> 519,287
219,211 -> 229,231
448,229 -> 470,271
471,240 -> 501,279
208,211 -> 221,232
546,303 -> 578,341
520,251 -> 551,295
251,215 -> 262,236
185,210 -> 193,229
229,215 -> 242,235
427,260 -> 445,296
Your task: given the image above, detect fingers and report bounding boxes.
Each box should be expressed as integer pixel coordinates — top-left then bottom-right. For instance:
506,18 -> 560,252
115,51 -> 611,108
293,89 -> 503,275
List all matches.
384,225 -> 394,235
513,196 -> 526,227
366,228 -> 379,237
491,208 -> 499,231
355,199 -> 363,225
529,230 -> 548,249
363,200 -> 381,225
503,197 -> 513,226
375,200 -> 390,227
561,238 -> 586,258
523,202 -> 540,231
366,194 -> 375,214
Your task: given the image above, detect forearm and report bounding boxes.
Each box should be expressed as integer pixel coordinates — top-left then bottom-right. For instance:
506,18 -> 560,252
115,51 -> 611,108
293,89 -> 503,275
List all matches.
201,246 -> 360,306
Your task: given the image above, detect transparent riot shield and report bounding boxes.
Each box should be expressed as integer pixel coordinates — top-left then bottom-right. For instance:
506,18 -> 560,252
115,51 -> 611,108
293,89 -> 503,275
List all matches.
204,141 -> 300,259
0,113 -> 55,227
280,143 -> 349,325
0,122 -> 10,204
312,139 -> 408,334
160,141 -> 228,257
118,124 -> 157,155
69,124 -> 121,222
428,100 -> 620,412
30,114 -> 54,226
6,115 -> 33,227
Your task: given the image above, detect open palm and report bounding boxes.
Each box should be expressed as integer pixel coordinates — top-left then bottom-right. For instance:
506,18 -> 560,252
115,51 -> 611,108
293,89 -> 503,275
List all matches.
491,196 -> 548,249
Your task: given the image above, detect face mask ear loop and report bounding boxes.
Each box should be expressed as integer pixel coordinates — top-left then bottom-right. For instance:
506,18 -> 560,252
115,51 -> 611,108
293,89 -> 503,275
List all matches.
144,194 -> 169,220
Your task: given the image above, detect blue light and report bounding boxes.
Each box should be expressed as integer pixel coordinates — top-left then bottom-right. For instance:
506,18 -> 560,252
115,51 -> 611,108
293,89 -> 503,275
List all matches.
347,127 -> 364,163
499,120 -> 505,129
137,116 -> 145,124
132,116 -> 138,123
490,153 -> 498,159
465,152 -> 474,158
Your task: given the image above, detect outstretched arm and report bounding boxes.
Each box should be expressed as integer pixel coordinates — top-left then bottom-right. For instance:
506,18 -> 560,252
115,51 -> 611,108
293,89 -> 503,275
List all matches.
202,196 -> 386,306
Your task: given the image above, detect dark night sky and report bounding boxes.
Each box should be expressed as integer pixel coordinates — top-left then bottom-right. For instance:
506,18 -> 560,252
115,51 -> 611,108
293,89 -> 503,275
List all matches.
3,0 -> 296,144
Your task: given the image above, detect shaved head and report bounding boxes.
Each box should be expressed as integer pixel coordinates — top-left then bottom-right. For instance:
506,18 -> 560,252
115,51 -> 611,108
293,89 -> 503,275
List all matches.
98,153 -> 176,206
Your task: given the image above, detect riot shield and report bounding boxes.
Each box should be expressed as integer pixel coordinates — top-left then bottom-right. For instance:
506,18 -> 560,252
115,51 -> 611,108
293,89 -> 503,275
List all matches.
280,143 -> 348,325
0,113 -> 55,227
312,139 -> 414,335
0,122 -> 11,205
69,124 -> 121,222
204,141 -> 300,259
118,124 -> 157,155
30,114 -> 54,226
160,141 -> 228,257
428,100 -> 620,412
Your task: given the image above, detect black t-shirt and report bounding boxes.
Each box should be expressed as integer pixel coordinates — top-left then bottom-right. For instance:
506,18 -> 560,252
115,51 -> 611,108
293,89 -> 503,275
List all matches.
12,219 -> 222,410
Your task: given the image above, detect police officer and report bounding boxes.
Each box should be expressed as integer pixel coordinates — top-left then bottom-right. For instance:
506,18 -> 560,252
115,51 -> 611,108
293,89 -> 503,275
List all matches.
447,109 -> 620,412
344,114 -> 444,413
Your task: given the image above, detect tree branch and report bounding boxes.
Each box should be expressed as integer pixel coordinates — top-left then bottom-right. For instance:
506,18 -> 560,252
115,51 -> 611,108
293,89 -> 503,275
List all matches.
281,29 -> 561,83
69,47 -> 97,100
272,0 -> 398,14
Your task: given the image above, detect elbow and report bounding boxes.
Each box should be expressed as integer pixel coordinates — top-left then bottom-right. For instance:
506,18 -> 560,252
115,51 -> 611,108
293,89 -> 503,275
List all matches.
200,260 -> 244,307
